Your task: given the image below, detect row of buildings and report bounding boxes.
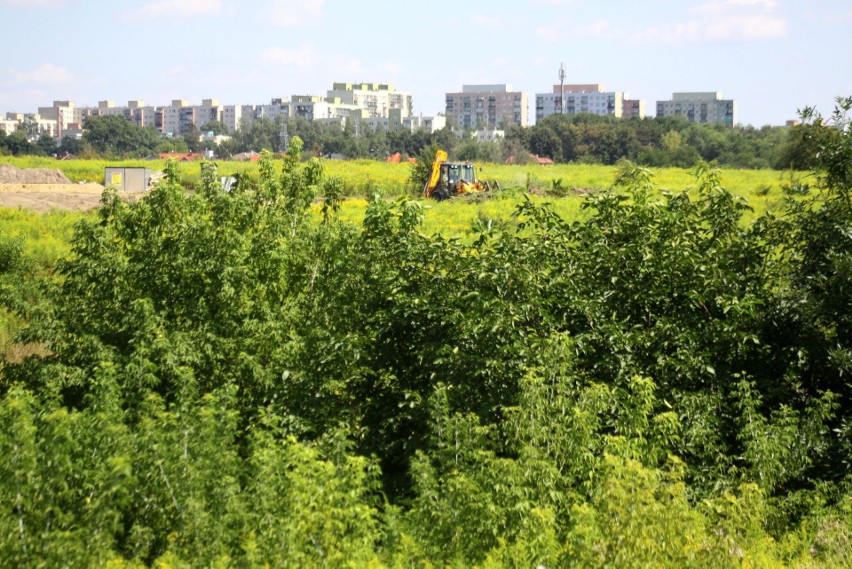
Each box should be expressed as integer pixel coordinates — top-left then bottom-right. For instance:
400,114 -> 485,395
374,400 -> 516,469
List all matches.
0,83 -> 442,141
1,81 -> 738,143
448,84 -> 736,129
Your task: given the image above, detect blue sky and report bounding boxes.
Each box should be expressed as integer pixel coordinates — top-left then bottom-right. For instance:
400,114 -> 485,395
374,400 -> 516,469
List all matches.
2,0 -> 850,126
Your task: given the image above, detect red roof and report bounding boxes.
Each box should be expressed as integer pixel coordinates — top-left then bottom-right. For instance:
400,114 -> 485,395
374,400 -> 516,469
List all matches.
531,154 -> 555,165
159,152 -> 204,162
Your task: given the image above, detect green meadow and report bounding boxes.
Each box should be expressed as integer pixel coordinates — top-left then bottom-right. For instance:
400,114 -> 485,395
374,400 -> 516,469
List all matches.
1,155 -> 808,226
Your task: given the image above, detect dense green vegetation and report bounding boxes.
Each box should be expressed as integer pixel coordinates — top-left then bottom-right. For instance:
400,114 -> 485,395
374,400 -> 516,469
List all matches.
0,99 -> 850,566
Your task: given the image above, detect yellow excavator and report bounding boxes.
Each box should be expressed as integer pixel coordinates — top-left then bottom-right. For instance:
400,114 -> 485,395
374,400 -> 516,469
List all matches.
423,150 -> 497,200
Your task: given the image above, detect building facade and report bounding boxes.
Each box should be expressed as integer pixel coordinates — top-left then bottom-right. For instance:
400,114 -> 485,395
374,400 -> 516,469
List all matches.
193,99 -> 223,131
621,98 -> 646,119
326,83 -> 412,119
656,92 -> 736,126
535,84 -> 623,121
1,80 -> 422,139
445,84 -> 528,129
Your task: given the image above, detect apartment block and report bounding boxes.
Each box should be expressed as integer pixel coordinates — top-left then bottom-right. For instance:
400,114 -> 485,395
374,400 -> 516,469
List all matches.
327,83 -> 413,119
35,100 -> 81,138
535,84 -> 623,121
0,117 -> 17,135
293,95 -> 358,123
473,128 -> 504,142
622,98 -> 646,119
222,105 -> 244,134
445,84 -> 529,129
403,113 -> 446,133
126,100 -> 159,130
656,92 -> 736,126
193,99 -> 223,131
3,80 -> 424,140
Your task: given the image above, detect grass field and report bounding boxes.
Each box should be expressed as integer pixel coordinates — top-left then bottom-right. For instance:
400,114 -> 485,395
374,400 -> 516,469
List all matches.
1,155 -> 810,211
0,154 -> 812,246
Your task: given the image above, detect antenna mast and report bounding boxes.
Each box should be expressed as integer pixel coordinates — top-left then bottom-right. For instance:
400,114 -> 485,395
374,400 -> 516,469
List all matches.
558,62 -> 566,115
279,118 -> 290,153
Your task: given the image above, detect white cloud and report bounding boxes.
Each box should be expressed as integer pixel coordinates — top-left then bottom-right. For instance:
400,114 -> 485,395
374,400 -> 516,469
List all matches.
692,0 -> 786,38
529,0 -> 577,5
123,0 -> 223,20
704,15 -> 786,39
536,18 -> 619,43
8,63 -> 75,86
379,63 -> 402,75
260,43 -> 363,77
1,0 -> 62,6
728,0 -> 779,8
535,24 -> 563,43
630,22 -> 703,44
630,0 -> 786,44
472,14 -> 503,28
536,0 -> 786,45
261,44 -> 321,69
572,19 -> 618,39
264,0 -> 325,28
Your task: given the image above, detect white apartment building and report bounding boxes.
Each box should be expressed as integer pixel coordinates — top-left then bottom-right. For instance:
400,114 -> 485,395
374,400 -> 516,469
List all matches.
0,116 -> 18,135
473,129 -> 504,142
656,92 -> 736,126
403,114 -> 445,133
535,84 -> 623,121
36,100 -> 81,138
79,100 -> 159,131
126,101 -> 159,129
9,81 -> 423,139
222,105 -> 244,134
326,83 -> 413,119
446,84 -> 529,128
193,99 -> 223,131
161,100 -> 199,135
158,99 -> 225,134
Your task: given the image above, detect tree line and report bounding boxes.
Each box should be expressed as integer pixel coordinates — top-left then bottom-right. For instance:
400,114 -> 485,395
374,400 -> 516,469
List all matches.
0,109 -> 824,170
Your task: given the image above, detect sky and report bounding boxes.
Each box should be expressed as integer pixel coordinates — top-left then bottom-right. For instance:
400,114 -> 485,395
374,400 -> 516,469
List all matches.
1,0 -> 851,127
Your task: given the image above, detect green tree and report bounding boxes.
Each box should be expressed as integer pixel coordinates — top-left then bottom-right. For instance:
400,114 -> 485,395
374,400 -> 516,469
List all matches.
82,114 -> 161,157
199,119 -> 229,136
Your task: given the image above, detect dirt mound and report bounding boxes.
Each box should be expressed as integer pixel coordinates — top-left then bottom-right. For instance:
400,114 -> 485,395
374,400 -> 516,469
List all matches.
0,164 -> 71,184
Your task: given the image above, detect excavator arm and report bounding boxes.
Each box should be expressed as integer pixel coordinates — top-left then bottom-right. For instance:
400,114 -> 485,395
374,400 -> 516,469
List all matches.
423,149 -> 448,198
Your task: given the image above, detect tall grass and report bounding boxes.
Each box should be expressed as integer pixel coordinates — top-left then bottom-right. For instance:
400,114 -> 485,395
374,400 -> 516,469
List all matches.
1,156 -> 807,212
0,207 -> 87,268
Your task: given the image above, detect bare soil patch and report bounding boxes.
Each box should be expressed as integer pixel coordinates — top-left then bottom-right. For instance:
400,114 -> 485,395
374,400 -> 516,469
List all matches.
0,163 -> 72,184
0,183 -> 144,212
0,164 -> 146,211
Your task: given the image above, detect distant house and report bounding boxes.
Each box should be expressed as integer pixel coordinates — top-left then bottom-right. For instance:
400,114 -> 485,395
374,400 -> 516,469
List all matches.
386,152 -> 415,164
232,151 -> 261,162
504,153 -> 554,165
159,152 -> 204,162
531,154 -> 555,165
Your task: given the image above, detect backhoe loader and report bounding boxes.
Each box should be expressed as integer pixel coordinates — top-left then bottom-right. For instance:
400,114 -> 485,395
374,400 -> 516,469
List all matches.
423,149 -> 497,200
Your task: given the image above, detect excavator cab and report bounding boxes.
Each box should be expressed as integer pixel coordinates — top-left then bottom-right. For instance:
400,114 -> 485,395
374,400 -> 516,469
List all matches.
443,163 -> 476,188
